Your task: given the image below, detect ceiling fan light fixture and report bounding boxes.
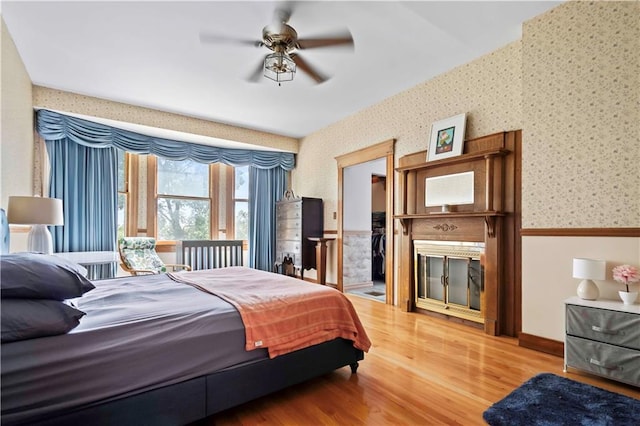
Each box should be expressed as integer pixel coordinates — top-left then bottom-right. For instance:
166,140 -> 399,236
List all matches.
264,51 -> 296,83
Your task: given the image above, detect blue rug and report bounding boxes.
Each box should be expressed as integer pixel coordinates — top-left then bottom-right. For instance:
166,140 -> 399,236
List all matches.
483,373 -> 640,426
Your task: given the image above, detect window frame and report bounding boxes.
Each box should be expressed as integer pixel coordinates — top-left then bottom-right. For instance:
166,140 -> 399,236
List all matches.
228,165 -> 249,250
118,151 -> 138,238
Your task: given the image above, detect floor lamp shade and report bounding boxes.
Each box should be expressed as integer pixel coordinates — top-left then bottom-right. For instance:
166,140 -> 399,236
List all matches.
572,258 -> 606,300
7,196 -> 64,255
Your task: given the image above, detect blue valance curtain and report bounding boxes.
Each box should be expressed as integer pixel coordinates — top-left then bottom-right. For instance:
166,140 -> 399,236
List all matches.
37,109 -> 294,272
37,109 -> 295,170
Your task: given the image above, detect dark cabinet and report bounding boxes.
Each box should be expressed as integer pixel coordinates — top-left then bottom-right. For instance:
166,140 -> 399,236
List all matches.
275,196 -> 323,278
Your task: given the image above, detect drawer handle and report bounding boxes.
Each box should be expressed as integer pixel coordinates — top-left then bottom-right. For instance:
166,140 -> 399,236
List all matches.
589,358 -> 621,371
591,325 -> 619,335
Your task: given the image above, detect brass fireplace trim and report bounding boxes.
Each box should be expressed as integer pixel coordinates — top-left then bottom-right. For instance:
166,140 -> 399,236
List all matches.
413,240 -> 485,324
415,298 -> 484,324
413,240 -> 484,258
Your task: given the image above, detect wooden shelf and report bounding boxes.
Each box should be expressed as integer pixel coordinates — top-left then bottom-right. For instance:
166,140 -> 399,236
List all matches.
396,149 -> 510,172
395,211 -> 504,220
395,211 -> 504,237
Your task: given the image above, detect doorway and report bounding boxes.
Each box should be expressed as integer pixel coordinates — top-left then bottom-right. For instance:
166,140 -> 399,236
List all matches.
335,140 -> 394,304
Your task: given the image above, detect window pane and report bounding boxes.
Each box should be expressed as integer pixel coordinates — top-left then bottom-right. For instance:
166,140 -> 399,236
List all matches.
157,198 -> 210,240
469,259 -> 483,311
117,150 -> 126,192
235,166 -> 249,199
447,257 -> 468,306
117,193 -> 127,240
234,201 -> 248,241
426,256 -> 444,301
158,158 -> 208,197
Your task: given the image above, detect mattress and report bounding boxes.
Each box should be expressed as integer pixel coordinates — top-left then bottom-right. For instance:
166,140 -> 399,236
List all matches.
1,273 -> 268,424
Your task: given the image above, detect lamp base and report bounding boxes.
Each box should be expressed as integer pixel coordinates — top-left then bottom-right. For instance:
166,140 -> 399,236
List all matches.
27,224 -> 54,255
577,279 -> 599,300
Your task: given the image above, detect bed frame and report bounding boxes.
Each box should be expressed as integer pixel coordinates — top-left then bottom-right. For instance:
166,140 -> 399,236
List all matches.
19,338 -> 363,426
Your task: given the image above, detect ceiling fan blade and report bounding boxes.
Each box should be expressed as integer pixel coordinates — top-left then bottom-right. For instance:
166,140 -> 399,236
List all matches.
199,33 -> 262,48
246,58 -> 265,83
290,53 -> 327,84
296,31 -> 353,50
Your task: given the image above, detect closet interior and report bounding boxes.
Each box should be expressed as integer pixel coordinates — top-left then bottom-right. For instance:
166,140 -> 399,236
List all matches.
371,211 -> 386,282
371,173 -> 386,285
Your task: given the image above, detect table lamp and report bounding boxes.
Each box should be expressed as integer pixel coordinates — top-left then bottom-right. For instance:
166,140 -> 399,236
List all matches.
572,258 -> 606,300
7,196 -> 64,255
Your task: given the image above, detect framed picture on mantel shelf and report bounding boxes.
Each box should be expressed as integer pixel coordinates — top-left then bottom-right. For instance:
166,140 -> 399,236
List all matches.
427,113 -> 467,162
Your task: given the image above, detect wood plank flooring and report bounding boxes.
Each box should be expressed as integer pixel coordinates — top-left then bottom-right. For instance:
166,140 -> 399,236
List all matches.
208,295 -> 640,425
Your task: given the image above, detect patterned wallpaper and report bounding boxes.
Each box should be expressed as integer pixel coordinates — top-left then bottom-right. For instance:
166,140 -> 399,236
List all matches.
32,87 -> 299,153
294,41 -> 523,227
1,18 -> 34,207
522,1 -> 639,228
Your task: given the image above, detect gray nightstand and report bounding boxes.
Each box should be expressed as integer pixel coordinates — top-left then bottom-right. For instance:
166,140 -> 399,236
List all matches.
564,297 -> 640,386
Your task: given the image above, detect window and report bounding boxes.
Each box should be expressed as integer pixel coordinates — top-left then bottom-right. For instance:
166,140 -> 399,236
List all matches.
118,155 -> 249,246
116,149 -> 127,240
156,157 -> 211,240
118,155 -> 246,245
234,166 -> 249,241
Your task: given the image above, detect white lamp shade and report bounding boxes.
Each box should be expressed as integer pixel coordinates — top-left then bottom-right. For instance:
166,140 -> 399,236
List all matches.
572,258 -> 606,280
7,196 -> 64,226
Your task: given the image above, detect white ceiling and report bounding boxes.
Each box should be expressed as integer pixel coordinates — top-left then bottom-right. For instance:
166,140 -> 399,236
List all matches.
2,1 -> 561,140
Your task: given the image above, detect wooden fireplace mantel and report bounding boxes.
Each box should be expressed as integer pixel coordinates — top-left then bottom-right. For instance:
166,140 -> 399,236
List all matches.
395,211 -> 505,237
395,131 -> 521,337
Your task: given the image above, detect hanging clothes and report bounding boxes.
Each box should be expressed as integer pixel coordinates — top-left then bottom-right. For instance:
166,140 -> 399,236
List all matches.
372,232 -> 385,280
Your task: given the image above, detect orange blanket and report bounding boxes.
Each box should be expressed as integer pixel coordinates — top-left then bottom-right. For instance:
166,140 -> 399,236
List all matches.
168,267 -> 371,358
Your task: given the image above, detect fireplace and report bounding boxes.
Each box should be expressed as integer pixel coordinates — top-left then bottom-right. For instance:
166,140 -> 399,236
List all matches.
414,240 -> 485,323
396,131 -> 521,336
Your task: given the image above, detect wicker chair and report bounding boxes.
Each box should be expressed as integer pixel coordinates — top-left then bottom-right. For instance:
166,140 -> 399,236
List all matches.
118,237 -> 191,276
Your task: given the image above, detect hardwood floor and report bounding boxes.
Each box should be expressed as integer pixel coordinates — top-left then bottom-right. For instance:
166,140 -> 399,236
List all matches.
208,295 -> 640,425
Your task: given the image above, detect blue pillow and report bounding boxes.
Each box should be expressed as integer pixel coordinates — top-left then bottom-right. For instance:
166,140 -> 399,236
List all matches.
1,299 -> 85,343
0,253 -> 95,300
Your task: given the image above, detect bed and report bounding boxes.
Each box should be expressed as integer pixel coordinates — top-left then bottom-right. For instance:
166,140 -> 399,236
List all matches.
0,254 -> 370,425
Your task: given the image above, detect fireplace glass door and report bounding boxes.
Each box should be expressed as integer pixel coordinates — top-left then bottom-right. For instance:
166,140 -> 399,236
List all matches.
414,241 -> 484,323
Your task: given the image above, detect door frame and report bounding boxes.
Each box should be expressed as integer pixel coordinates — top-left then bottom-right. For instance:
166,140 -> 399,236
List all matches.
335,139 -> 395,304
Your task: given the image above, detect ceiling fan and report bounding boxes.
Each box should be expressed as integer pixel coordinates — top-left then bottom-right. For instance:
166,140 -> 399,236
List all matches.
200,3 -> 354,85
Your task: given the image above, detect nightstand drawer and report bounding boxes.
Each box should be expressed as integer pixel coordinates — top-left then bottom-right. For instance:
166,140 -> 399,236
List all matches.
566,335 -> 640,386
566,304 -> 640,350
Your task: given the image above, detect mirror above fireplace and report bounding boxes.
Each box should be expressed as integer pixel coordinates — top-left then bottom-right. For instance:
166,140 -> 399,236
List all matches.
425,171 -> 475,208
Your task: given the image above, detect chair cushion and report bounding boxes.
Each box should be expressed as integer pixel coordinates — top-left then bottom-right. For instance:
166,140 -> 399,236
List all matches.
121,248 -> 166,273
119,237 -> 157,251
119,237 -> 166,273
1,208 -> 9,255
